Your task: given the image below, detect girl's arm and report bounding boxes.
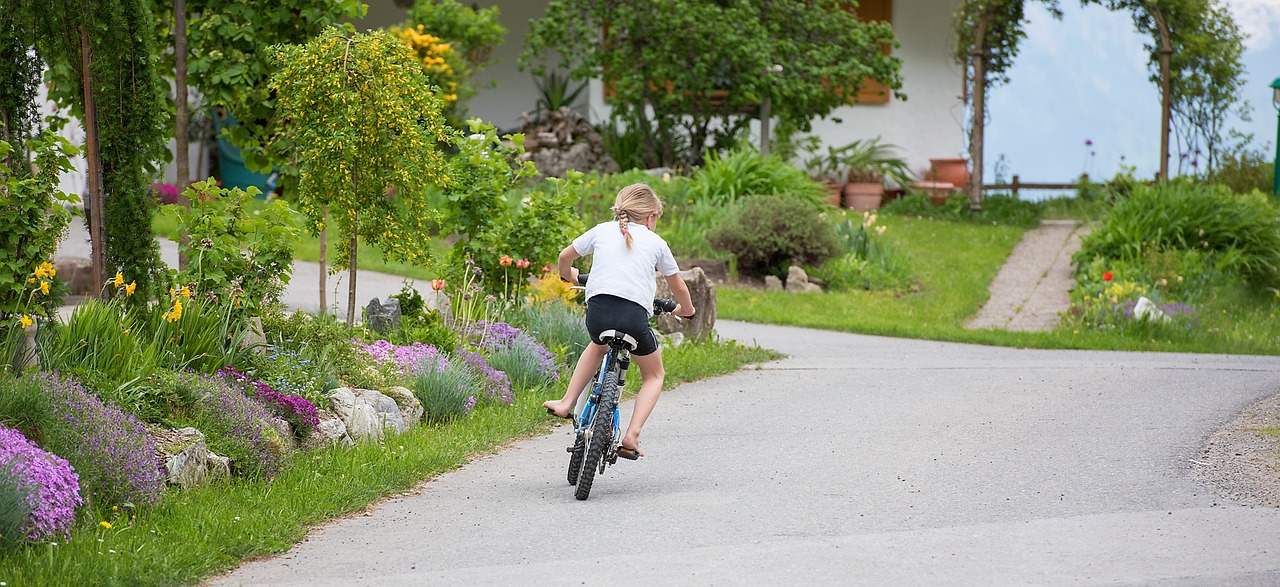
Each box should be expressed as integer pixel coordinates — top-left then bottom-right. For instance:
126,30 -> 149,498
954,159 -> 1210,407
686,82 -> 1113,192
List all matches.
558,244 -> 582,285
665,273 -> 696,318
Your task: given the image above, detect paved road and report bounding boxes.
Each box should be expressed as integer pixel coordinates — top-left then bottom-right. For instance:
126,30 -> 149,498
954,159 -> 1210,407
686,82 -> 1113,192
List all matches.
214,320 -> 1280,586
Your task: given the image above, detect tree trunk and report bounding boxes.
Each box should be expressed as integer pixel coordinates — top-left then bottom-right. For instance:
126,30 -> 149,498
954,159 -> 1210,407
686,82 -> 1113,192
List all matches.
967,10 -> 990,211
346,231 -> 357,327
174,0 -> 191,270
318,206 -> 327,315
79,25 -> 107,293
1153,6 -> 1172,182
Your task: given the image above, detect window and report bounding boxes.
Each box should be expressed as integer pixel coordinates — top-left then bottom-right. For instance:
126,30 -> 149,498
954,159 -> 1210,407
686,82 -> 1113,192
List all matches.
852,0 -> 892,105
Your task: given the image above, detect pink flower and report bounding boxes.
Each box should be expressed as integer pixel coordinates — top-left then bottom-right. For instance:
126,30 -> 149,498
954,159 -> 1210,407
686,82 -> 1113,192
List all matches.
499,255 -> 513,267
515,258 -> 530,269
431,279 -> 446,291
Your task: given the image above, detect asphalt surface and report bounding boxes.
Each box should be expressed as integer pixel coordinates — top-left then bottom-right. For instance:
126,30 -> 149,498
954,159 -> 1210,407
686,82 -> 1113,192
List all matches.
212,319 -> 1280,586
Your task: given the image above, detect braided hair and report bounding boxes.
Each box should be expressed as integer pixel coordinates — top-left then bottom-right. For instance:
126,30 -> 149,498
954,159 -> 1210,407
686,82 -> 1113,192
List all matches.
611,183 -> 664,250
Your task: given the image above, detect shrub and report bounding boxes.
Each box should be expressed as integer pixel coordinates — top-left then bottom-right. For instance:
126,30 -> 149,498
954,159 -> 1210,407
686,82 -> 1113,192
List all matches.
456,349 -> 513,406
469,320 -> 559,390
259,309 -> 389,391
684,146 -> 828,208
185,372 -> 290,479
707,194 -> 839,278
0,425 -> 81,544
410,359 -> 480,425
0,375 -> 60,445
508,300 -> 589,363
881,192 -> 1042,228
36,373 -> 164,509
1210,140 -> 1275,195
1076,180 -> 1280,289
220,367 -> 319,443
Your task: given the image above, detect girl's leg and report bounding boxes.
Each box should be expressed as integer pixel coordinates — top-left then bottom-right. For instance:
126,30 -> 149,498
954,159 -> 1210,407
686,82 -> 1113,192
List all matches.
621,348 -> 665,455
542,342 -> 608,418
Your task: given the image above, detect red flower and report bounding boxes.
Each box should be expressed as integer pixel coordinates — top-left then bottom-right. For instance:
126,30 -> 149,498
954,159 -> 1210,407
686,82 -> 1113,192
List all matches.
541,265 -> 552,273
499,255 -> 513,267
430,279 -> 446,291
515,258 -> 530,269
1102,271 -> 1113,282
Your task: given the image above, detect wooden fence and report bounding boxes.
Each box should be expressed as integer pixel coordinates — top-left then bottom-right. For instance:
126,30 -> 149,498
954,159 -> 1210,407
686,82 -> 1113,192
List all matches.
981,174 -> 1090,198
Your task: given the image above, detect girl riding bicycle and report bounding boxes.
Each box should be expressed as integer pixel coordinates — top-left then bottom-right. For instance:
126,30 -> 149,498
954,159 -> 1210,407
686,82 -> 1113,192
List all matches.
542,183 -> 695,459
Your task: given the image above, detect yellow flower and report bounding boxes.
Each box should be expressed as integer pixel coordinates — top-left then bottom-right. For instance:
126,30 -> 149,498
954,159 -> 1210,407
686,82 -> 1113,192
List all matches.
18,315 -> 33,328
165,298 -> 184,323
181,286 -> 191,299
27,277 -> 35,283
113,272 -> 124,287
40,281 -> 50,295
125,281 -> 136,296
100,521 -> 111,529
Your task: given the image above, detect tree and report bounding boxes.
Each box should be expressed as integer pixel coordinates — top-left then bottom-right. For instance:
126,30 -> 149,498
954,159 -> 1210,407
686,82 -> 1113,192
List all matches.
523,0 -> 903,169
186,0 -> 366,174
0,5 -> 41,168
954,0 -> 1062,209
27,0 -> 171,299
404,0 -> 507,126
270,28 -> 453,326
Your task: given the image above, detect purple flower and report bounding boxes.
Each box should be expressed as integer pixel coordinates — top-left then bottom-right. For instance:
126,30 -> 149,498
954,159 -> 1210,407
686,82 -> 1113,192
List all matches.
457,349 -> 513,405
193,371 -> 289,479
357,339 -> 447,377
0,425 -> 82,542
221,367 -> 320,438
37,373 -> 163,509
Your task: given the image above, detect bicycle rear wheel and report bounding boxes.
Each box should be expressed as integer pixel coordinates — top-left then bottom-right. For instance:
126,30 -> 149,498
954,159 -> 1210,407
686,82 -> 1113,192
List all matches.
567,430 -> 585,486
574,368 -> 618,500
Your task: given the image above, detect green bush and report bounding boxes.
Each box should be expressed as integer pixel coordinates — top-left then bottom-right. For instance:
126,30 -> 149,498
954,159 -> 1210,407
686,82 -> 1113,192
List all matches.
707,194 -> 839,278
258,309 -> 390,393
684,146 -> 827,208
0,375 -> 60,445
811,212 -> 912,291
411,362 -> 480,424
1210,140 -> 1275,195
881,192 -> 1042,228
1076,180 -> 1280,289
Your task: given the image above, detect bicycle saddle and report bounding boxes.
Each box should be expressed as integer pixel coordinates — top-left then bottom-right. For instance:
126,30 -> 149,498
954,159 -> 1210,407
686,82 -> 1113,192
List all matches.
597,329 -> 638,350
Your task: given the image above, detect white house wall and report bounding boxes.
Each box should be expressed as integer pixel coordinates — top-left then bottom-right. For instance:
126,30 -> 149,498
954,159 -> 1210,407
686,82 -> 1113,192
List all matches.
807,0 -> 967,179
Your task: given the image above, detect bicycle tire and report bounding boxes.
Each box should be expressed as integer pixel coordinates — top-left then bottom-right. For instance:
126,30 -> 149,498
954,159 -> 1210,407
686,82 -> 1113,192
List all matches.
575,368 -> 619,500
567,431 -> 585,486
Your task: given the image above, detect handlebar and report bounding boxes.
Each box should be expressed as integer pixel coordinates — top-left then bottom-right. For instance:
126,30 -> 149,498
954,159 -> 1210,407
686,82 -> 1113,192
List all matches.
574,273 -> 684,317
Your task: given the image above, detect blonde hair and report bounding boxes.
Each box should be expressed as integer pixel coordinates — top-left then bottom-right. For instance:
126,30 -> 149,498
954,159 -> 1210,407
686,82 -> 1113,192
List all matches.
612,183 -> 664,250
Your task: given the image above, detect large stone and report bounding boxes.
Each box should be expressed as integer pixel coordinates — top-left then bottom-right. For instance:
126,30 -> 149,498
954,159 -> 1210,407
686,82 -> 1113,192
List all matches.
654,266 -> 716,341
327,387 -> 408,442
154,427 -> 229,489
365,297 -> 402,335
301,408 -> 354,450
54,256 -> 96,296
518,108 -> 620,179
765,275 -> 783,291
382,386 -> 424,426
785,265 -> 823,293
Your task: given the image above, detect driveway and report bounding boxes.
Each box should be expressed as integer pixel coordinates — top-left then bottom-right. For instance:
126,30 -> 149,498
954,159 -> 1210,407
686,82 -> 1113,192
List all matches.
214,320 -> 1280,586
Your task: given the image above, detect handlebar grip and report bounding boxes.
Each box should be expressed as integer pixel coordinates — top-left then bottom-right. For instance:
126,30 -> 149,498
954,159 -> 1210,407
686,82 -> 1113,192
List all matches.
653,298 -> 677,315
578,273 -> 588,285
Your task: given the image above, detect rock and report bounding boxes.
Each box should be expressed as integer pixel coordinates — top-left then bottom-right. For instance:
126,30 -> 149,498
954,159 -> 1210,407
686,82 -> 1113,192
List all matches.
785,265 -> 823,293
242,316 -> 266,350
301,409 -> 354,450
519,108 -> 620,179
54,257 -> 96,296
681,258 -> 728,284
365,297 -> 402,335
154,427 -> 229,489
327,387 -> 408,442
382,386 -> 424,426
654,266 -> 716,341
659,332 -> 685,348
765,275 -> 783,291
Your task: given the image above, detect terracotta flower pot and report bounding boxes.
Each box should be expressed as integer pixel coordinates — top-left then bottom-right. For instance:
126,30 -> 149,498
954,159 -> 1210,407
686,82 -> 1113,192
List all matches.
927,158 -> 970,187
842,182 -> 883,211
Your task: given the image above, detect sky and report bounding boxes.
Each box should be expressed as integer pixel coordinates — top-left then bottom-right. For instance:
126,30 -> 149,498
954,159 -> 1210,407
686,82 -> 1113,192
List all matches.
984,0 -> 1280,191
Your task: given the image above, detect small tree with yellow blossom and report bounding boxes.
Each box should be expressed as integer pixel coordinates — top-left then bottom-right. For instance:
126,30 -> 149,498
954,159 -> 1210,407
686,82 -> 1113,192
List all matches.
270,28 -> 453,326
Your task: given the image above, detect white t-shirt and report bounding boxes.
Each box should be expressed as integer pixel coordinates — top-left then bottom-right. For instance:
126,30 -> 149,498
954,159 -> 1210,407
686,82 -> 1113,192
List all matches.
573,221 -> 680,315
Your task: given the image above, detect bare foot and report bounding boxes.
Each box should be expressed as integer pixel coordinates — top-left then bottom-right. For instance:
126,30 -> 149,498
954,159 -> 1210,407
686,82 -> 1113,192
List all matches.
620,432 -> 644,457
542,400 -> 573,419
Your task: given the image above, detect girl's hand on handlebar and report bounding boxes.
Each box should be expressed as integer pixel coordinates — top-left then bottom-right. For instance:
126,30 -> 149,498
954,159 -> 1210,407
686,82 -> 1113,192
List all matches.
674,303 -> 695,319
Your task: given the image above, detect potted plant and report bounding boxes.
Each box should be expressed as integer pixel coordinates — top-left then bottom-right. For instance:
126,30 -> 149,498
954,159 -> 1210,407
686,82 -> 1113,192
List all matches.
835,138 -> 913,211
800,137 -> 845,207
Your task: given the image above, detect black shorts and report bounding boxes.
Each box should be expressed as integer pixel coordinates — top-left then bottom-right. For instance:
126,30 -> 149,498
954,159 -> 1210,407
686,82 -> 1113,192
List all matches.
585,294 -> 659,356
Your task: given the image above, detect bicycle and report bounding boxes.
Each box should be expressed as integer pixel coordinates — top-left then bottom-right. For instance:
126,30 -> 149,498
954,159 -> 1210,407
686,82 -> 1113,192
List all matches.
558,274 -> 678,501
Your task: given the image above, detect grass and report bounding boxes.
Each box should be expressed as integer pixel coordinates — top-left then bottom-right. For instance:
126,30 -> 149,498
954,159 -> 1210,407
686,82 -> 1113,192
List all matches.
720,210 -> 1280,355
154,202 -> 447,281
0,337 -> 777,585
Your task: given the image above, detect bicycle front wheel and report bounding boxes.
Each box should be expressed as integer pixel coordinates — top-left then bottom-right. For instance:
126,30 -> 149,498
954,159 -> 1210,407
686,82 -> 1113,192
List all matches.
574,369 -> 618,500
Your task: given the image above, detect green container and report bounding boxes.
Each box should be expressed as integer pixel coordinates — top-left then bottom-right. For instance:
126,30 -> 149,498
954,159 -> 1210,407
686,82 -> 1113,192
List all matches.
213,108 -> 275,197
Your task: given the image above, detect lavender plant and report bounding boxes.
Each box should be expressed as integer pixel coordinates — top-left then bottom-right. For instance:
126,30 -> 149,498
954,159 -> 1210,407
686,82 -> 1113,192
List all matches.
219,367 -> 319,442
186,372 -> 290,479
0,424 -> 82,543
469,321 -> 559,390
456,349 -> 512,406
37,373 -> 163,509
